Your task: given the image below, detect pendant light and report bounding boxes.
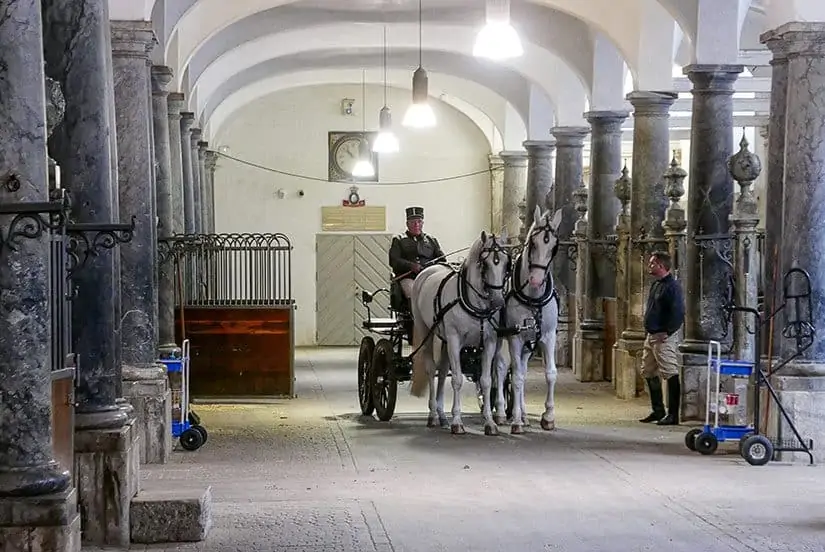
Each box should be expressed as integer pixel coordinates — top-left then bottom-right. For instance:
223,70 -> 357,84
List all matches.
352,69 -> 376,178
473,0 -> 523,60
373,26 -> 400,153
402,0 -> 436,128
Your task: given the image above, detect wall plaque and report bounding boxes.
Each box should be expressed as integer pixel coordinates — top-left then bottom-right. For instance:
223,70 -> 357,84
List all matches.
321,206 -> 386,231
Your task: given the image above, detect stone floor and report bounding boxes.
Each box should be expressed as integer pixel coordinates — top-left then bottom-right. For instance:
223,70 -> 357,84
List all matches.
92,347 -> 825,551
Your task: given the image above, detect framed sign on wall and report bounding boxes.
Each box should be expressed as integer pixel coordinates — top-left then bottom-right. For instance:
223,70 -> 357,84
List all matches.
328,131 -> 379,183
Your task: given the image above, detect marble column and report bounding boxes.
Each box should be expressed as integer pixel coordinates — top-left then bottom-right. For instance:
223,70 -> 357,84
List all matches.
499,151 -> 528,240
574,111 -> 628,382
0,0 -> 78,531
614,91 -> 677,399
489,154 -> 504,233
204,150 -> 218,233
550,126 -> 590,370
112,22 -> 171,466
152,66 -> 178,357
678,64 -> 742,421
198,140 -> 210,233
764,22 -> 825,464
190,128 -> 204,233
523,140 -> 556,219
761,30 -> 792,361
180,112 -> 196,234
167,93 -> 186,235
42,0 -> 138,544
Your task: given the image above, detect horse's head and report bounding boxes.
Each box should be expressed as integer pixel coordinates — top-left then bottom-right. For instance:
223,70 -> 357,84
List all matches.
473,228 -> 511,309
524,205 -> 562,288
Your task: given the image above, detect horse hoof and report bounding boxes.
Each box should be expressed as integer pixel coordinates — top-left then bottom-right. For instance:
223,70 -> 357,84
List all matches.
484,424 -> 499,436
494,415 -> 505,426
439,417 -> 450,429
540,419 -> 555,431
451,424 -> 466,435
511,424 -> 524,435
427,416 -> 437,428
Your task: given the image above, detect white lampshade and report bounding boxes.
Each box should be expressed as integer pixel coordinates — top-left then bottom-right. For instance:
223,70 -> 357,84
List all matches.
402,66 -> 436,128
352,158 -> 375,178
473,21 -> 523,60
373,106 -> 400,153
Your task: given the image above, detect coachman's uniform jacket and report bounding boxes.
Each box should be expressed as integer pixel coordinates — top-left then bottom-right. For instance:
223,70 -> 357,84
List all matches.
389,232 -> 445,281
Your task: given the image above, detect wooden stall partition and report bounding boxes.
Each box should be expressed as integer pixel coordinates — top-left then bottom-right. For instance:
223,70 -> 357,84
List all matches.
603,298 -> 617,382
175,305 -> 295,398
51,361 -> 75,485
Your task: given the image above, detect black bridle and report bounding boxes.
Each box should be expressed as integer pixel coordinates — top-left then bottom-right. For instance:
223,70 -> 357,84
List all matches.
511,216 -> 559,308
459,232 -> 512,318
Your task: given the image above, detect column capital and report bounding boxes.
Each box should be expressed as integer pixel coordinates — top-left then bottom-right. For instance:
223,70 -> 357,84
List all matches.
550,126 -> 589,147
499,150 -> 528,165
488,153 -> 504,166
190,127 -> 203,144
773,22 -> 825,58
110,20 -> 157,59
167,92 -> 185,119
205,150 -> 218,171
626,90 -> 678,115
683,64 -> 743,92
522,139 -> 556,156
151,65 -> 174,96
584,110 -> 630,125
198,140 -> 209,154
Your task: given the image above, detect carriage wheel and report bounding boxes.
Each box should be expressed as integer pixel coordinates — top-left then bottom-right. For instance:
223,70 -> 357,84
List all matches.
371,338 -> 398,422
358,337 -> 375,416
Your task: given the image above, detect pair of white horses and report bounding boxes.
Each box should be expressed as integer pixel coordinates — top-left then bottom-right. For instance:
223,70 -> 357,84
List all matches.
408,206 -> 563,436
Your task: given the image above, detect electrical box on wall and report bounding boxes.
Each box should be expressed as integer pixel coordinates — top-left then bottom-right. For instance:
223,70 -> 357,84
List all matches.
341,98 -> 355,116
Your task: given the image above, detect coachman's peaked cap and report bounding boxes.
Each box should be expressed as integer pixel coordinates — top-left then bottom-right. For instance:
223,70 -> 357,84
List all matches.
406,206 -> 424,220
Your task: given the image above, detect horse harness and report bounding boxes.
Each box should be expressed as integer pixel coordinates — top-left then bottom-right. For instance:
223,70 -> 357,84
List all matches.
502,216 -> 560,350
428,234 -> 512,346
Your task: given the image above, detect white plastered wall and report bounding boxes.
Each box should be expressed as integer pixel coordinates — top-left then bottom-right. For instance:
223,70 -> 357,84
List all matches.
213,84 -> 494,345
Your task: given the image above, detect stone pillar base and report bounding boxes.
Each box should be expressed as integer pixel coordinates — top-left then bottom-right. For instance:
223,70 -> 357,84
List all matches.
123,364 -> 172,465
555,317 -> 572,370
768,374 -> 825,464
75,420 -> 140,546
614,337 -> 644,399
678,350 -> 708,421
573,326 -> 606,382
0,488 -> 81,552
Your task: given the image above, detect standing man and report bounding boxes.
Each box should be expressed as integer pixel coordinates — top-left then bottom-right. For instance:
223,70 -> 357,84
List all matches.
639,250 -> 685,426
389,206 -> 445,299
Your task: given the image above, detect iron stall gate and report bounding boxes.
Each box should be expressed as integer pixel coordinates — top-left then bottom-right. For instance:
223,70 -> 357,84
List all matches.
168,233 -> 296,398
172,233 -> 293,307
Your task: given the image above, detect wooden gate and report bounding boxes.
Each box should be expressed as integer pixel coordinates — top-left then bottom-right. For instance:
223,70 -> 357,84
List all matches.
171,233 -> 295,399
316,233 -> 392,346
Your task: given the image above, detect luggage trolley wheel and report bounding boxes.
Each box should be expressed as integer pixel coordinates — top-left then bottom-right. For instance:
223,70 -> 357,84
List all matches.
192,424 -> 208,444
740,434 -> 774,466
179,427 -> 205,451
358,336 -> 376,416
694,431 -> 719,455
684,428 -> 703,452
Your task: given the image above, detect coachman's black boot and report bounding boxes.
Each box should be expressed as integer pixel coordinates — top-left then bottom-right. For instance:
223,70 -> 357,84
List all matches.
639,377 -> 666,423
657,375 -> 681,425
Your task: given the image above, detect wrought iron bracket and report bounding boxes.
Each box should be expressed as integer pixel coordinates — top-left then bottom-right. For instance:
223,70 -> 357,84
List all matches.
557,239 -> 578,271
66,216 -> 136,275
692,231 -> 733,269
0,199 -> 68,258
590,233 -> 619,262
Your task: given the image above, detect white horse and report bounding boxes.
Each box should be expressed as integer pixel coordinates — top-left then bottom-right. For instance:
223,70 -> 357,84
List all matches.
409,230 -> 511,435
494,206 -> 562,434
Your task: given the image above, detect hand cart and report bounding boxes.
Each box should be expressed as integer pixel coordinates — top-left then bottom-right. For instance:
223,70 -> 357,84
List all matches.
684,268 -> 815,466
160,339 -> 208,451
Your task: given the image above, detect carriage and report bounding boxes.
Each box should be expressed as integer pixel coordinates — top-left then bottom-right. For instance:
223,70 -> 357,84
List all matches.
356,270 -> 514,422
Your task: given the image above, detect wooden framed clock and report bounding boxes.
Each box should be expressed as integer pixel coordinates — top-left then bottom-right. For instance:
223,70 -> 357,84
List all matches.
328,131 -> 379,183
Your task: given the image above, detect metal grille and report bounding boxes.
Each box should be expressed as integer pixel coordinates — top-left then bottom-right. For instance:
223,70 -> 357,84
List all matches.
171,233 -> 293,307
50,229 -> 72,372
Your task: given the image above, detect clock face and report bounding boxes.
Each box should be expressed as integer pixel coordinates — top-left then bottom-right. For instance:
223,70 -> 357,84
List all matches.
333,137 -> 363,176
328,131 -> 379,182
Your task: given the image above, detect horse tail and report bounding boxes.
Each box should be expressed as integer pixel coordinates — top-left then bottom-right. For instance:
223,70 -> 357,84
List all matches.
409,282 -> 431,398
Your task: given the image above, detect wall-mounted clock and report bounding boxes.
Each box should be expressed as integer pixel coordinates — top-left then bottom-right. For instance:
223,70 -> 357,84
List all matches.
328,131 -> 379,183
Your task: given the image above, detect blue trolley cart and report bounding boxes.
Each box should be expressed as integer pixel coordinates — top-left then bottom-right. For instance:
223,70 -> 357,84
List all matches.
160,339 -> 208,451
684,268 -> 815,466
